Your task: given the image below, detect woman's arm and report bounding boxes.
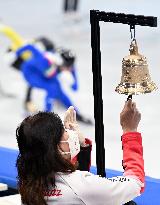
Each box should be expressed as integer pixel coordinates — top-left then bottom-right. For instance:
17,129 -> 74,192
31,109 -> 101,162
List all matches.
73,132 -> 144,205
122,131 -> 144,193
77,100 -> 144,204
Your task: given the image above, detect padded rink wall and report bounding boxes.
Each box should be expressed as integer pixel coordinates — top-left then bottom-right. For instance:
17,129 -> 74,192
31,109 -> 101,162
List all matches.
0,146 -> 160,204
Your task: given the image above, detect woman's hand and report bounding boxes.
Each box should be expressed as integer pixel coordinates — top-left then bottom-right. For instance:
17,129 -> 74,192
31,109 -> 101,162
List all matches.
120,100 -> 141,134
64,106 -> 78,130
64,106 -> 86,146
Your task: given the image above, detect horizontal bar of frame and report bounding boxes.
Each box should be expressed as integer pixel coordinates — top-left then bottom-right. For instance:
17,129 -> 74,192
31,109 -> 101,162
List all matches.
91,10 -> 157,27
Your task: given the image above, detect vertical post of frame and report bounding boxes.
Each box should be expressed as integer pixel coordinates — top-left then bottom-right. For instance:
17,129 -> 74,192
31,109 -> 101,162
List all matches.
90,10 -> 106,177
90,9 -> 157,178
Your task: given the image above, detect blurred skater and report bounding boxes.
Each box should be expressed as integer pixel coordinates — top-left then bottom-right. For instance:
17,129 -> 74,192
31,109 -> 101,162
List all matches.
0,24 -> 55,112
15,44 -> 92,124
0,24 -> 92,124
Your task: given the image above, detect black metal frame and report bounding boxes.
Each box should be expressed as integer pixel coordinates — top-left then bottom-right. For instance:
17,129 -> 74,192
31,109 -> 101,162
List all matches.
90,10 -> 157,177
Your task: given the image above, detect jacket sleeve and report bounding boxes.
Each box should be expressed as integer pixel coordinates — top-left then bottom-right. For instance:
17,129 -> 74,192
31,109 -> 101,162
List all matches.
122,132 -> 145,193
77,138 -> 92,171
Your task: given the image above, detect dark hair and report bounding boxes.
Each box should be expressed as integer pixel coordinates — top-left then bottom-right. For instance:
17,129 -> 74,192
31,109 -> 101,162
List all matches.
35,37 -> 55,52
16,112 -> 76,205
59,48 -> 75,67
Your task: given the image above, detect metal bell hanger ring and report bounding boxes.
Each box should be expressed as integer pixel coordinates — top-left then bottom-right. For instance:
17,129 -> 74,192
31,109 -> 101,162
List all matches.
130,25 -> 136,40
126,25 -> 136,102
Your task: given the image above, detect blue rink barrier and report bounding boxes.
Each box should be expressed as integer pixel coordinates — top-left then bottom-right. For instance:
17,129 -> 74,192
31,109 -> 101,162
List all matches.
0,146 -> 160,204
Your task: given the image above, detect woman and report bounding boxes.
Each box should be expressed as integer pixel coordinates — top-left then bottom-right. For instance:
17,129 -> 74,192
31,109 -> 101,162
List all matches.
16,101 -> 144,205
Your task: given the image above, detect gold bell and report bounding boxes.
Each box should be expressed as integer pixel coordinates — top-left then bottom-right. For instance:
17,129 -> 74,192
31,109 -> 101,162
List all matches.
115,39 -> 157,95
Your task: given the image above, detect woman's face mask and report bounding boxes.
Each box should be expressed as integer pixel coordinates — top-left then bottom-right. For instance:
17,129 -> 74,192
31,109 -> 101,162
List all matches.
60,129 -> 80,159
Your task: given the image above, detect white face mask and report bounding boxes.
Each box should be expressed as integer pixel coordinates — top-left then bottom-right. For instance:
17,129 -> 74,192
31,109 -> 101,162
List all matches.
60,129 -> 80,159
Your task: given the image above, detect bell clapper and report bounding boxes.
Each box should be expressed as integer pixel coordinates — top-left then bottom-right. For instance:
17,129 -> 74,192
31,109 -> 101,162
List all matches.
127,95 -> 132,101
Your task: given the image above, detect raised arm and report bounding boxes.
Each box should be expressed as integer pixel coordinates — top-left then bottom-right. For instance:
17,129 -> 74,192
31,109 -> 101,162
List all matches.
120,100 -> 144,192
69,100 -> 144,205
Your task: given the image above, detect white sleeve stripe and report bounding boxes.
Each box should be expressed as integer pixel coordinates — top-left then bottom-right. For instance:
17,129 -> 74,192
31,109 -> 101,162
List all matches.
123,175 -> 144,187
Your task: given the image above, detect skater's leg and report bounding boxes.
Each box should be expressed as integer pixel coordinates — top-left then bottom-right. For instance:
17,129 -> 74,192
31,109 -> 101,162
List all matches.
45,94 -> 53,112
43,80 -> 61,112
76,112 -> 93,124
25,86 -> 32,103
57,89 -> 77,110
73,0 -> 79,11
64,0 -> 69,12
24,86 -> 37,113
56,86 -> 93,124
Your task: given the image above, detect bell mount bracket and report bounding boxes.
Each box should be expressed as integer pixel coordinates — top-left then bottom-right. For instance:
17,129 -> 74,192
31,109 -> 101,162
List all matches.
90,10 -> 157,177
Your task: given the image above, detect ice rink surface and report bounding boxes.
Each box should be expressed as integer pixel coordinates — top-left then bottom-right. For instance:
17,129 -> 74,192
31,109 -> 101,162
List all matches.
0,0 -> 160,178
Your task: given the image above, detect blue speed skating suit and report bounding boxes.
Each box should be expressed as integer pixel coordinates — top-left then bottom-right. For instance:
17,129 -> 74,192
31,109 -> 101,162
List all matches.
16,44 -> 78,112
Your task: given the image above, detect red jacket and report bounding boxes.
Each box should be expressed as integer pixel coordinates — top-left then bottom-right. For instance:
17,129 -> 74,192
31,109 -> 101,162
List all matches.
122,132 -> 145,193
